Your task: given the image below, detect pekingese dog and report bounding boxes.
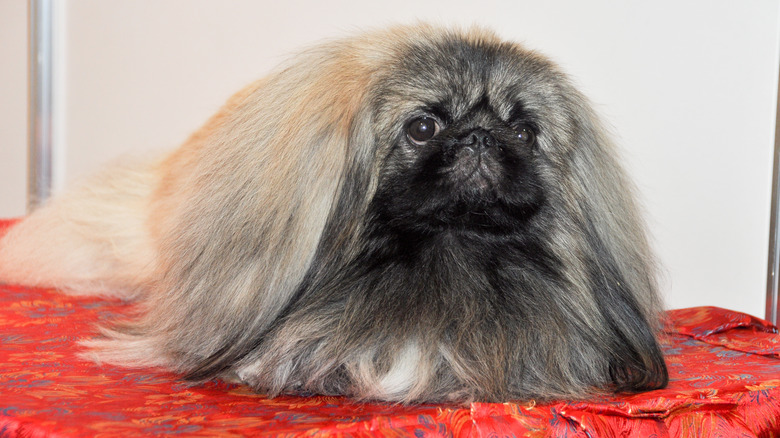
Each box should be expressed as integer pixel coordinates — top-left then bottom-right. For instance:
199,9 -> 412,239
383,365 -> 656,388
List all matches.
0,25 -> 667,404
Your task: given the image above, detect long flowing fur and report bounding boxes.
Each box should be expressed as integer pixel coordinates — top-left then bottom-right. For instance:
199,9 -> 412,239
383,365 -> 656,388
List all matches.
0,25 -> 667,404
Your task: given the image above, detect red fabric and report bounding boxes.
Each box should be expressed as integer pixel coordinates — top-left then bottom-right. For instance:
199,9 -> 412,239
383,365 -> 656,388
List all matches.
0,219 -> 779,437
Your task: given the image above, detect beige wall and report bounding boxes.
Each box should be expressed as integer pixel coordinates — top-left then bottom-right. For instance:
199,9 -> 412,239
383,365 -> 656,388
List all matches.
1,0 -> 779,318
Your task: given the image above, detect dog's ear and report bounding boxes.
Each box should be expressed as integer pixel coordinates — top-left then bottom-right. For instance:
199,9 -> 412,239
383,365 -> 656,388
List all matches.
87,41 -> 380,375
542,84 -> 668,391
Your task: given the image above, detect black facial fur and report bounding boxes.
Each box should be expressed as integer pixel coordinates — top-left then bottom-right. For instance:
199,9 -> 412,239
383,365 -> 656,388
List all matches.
374,96 -> 545,236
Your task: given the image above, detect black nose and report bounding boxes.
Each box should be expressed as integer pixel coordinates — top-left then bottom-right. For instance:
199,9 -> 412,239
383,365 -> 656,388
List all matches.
461,128 -> 495,152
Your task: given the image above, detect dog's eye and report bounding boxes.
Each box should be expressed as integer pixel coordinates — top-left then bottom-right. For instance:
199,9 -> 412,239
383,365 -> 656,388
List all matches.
407,117 -> 440,145
516,126 -> 536,145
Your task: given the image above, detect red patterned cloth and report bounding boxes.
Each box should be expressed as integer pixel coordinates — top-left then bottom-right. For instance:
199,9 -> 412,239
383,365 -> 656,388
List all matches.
0,219 -> 779,437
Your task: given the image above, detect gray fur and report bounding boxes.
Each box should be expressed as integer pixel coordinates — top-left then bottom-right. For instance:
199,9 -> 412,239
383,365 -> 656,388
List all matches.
0,25 -> 667,404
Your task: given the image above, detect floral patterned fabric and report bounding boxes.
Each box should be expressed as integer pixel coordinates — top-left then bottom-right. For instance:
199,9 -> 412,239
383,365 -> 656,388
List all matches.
0,219 -> 778,437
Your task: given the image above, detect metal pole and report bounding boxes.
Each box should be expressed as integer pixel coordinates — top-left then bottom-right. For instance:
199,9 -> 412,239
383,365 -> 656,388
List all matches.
27,0 -> 54,211
766,45 -> 780,326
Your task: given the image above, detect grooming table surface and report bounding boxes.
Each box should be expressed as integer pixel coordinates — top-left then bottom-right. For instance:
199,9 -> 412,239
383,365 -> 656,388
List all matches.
0,220 -> 778,437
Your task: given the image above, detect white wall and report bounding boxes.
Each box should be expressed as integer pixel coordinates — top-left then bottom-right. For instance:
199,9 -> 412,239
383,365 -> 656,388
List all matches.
1,0 -> 778,318
0,0 -> 28,217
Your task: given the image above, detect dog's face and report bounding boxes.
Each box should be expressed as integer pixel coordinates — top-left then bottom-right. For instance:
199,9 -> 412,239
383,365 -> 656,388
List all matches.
368,39 -> 553,235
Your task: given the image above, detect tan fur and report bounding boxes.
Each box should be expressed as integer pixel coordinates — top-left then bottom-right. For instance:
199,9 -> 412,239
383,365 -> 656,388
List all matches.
0,160 -> 158,298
